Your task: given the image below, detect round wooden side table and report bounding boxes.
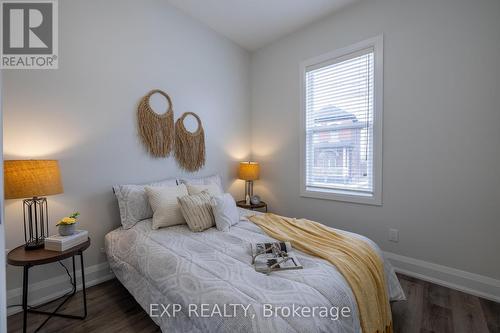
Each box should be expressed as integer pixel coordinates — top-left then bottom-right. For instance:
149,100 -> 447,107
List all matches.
7,238 -> 91,333
236,200 -> 268,212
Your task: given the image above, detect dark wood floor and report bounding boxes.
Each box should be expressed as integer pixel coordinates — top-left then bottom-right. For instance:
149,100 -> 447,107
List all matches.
7,280 -> 160,333
392,274 -> 499,333
8,274 -> 500,333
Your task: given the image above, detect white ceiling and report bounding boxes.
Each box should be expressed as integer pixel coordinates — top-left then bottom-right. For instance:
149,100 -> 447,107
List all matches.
167,0 -> 358,51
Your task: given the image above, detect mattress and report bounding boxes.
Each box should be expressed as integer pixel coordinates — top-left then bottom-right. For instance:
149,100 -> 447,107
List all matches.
105,209 -> 405,333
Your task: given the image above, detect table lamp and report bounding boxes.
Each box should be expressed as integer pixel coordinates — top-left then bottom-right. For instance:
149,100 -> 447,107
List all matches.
4,160 -> 63,250
238,161 -> 260,203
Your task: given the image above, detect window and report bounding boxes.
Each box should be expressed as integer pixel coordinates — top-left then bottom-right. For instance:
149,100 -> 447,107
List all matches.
300,36 -> 383,205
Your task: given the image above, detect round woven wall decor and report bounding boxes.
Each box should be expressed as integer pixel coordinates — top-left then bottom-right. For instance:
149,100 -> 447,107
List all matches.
174,112 -> 206,172
137,89 -> 174,158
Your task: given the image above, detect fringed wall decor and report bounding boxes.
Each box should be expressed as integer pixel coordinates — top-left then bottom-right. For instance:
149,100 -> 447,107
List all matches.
137,89 -> 174,157
175,112 -> 206,172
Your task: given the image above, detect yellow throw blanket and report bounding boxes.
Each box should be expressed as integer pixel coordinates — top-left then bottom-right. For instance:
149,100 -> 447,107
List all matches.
249,213 -> 392,333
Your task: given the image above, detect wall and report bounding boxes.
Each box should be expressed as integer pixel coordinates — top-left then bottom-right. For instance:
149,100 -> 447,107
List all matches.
0,69 -> 7,330
3,0 -> 250,305
251,0 -> 500,287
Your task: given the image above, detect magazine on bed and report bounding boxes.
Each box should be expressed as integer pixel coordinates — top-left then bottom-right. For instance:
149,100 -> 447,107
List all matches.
251,241 -> 303,273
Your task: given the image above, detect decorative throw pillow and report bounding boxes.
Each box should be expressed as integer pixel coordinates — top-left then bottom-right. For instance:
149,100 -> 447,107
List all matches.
211,193 -> 239,232
113,177 -> 177,229
145,184 -> 188,229
186,183 -> 222,196
178,174 -> 223,193
177,191 -> 215,232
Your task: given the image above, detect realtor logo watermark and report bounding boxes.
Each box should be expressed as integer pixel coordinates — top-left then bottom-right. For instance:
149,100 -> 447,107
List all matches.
1,0 -> 58,69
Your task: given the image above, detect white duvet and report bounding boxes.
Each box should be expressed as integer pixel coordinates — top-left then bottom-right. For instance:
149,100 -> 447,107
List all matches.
105,209 -> 405,333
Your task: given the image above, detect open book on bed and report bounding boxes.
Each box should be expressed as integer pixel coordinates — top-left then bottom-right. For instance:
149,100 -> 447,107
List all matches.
251,241 -> 303,274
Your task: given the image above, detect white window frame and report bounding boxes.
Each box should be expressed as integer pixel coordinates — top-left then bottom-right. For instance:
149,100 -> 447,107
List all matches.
299,35 -> 383,205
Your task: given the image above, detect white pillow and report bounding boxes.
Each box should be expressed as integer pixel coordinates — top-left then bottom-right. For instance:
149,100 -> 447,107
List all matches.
113,177 -> 177,229
187,183 -> 222,196
211,193 -> 239,232
178,174 -> 223,192
145,184 -> 188,229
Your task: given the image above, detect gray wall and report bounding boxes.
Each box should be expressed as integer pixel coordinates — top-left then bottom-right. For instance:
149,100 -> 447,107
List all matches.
4,0 -> 250,294
250,0 -> 500,279
0,68 -> 6,331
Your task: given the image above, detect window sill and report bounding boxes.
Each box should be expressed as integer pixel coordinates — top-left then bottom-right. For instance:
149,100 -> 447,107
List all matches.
300,187 -> 382,206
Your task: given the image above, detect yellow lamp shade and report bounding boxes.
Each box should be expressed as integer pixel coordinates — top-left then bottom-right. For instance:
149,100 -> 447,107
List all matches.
238,162 -> 260,181
4,160 -> 63,199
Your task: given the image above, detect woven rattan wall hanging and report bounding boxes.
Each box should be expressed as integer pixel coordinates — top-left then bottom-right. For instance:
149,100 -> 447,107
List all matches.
175,112 -> 206,172
137,89 -> 174,157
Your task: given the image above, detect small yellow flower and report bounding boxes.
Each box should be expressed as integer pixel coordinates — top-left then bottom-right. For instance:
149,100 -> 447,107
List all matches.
56,213 -> 79,226
62,217 -> 76,224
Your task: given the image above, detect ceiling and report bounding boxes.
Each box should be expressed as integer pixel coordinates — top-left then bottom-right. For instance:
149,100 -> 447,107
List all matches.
167,0 -> 358,51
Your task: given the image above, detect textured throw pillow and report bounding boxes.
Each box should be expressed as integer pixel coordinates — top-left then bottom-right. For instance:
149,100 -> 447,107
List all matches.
177,191 -> 215,232
186,183 -> 222,196
178,174 -> 223,193
113,178 -> 177,229
145,184 -> 188,229
211,193 -> 239,232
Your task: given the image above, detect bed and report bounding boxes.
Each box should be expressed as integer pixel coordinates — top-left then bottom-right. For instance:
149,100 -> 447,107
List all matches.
105,208 -> 405,333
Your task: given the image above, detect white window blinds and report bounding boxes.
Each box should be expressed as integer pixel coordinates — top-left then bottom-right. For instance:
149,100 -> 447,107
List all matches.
305,48 -> 375,197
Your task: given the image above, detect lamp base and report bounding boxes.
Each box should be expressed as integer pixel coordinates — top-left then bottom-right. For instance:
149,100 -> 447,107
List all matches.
24,239 -> 45,250
244,180 -> 254,198
23,196 -> 49,251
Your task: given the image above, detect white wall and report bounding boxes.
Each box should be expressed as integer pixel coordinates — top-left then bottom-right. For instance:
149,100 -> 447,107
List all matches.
3,0 -> 250,302
0,70 -> 7,331
251,0 -> 500,281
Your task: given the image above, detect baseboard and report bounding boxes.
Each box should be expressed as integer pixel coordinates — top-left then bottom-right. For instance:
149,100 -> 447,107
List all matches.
384,251 -> 500,303
7,261 -> 115,316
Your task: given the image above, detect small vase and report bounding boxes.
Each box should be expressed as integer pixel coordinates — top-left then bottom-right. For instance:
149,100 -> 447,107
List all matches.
58,223 -> 77,236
